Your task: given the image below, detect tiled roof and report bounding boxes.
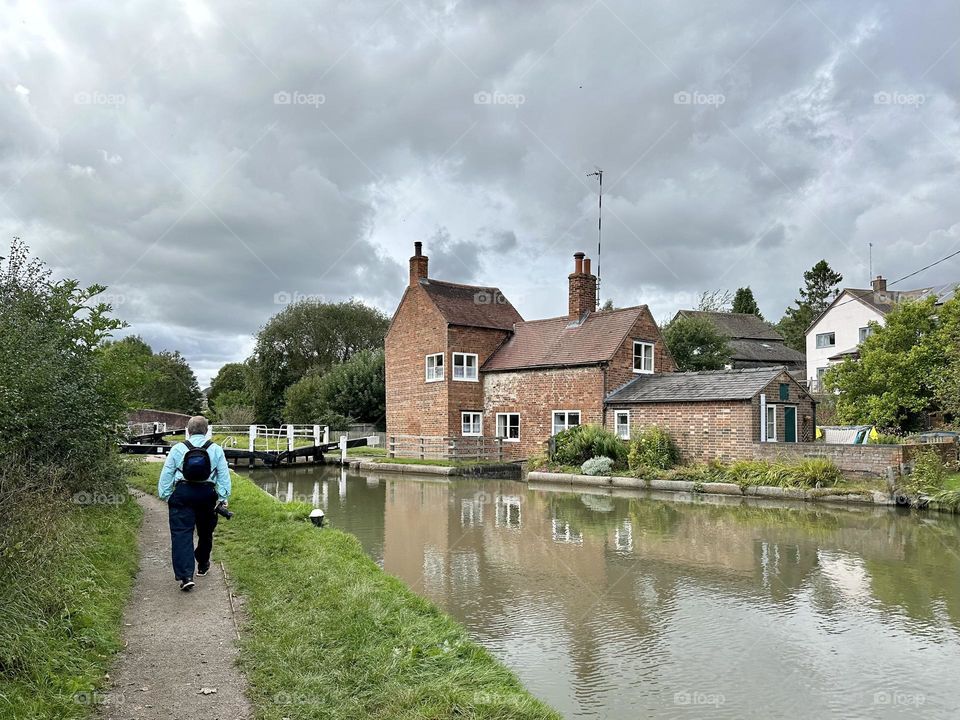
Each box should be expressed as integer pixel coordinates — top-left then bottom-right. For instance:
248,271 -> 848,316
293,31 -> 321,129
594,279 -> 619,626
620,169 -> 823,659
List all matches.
606,366 -> 787,404
419,279 -> 523,330
809,282 -> 960,331
727,339 -> 806,365
675,310 -> 783,340
482,306 -> 647,371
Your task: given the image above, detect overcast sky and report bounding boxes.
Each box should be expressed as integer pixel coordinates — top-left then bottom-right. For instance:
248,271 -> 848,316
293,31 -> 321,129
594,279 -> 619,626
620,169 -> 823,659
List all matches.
2,0 -> 959,385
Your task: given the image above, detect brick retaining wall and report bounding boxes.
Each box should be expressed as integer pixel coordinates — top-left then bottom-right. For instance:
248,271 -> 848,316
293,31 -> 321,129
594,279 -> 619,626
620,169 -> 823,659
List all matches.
127,409 -> 192,427
751,440 -> 958,478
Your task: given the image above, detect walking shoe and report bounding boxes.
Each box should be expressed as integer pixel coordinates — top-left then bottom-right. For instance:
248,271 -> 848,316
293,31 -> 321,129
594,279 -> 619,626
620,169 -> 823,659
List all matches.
196,564 -> 210,577
179,578 -> 196,592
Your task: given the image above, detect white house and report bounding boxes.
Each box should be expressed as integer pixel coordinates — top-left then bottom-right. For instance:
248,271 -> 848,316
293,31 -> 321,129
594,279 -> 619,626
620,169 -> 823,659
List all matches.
805,275 -> 959,391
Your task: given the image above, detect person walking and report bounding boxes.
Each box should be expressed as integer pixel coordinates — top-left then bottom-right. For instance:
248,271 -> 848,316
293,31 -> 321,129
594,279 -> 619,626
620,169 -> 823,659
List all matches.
158,415 -> 231,591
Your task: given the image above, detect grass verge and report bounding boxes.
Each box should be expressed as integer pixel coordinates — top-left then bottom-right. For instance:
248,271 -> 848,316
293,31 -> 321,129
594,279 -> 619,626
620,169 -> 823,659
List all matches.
0,481 -> 141,719
128,464 -> 559,720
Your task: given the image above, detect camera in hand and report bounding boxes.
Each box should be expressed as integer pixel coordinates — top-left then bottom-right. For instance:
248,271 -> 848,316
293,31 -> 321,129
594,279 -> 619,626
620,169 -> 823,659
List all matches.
215,501 -> 234,520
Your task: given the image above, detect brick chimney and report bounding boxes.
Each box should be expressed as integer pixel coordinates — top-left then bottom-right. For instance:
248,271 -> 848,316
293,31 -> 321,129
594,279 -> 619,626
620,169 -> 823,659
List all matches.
409,241 -> 428,287
871,275 -> 887,292
568,252 -> 597,318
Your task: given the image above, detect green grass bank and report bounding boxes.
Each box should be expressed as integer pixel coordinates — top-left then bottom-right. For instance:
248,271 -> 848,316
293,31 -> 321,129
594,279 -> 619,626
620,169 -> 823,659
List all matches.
0,480 -> 142,720
128,463 -> 559,720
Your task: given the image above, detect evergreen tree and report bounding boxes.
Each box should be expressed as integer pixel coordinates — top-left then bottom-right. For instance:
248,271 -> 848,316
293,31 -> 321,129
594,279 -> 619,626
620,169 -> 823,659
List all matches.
731,287 -> 763,319
777,260 -> 843,351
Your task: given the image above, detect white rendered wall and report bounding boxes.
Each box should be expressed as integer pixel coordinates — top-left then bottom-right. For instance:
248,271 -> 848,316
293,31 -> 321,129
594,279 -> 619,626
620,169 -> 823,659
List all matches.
805,292 -> 885,389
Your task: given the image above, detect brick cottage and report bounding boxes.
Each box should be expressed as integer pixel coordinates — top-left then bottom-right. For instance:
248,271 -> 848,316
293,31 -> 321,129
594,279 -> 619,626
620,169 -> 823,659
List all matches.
385,242 -> 815,463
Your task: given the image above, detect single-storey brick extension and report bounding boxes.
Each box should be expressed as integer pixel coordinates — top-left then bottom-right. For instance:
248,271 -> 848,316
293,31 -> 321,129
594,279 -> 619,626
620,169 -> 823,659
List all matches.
385,243 -> 815,462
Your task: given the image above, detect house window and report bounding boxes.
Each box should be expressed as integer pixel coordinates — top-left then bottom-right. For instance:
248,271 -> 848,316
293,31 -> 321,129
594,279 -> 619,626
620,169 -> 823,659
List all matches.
615,410 -> 631,440
816,367 -> 827,390
496,413 -> 520,441
779,383 -> 790,401
766,404 -> 777,441
552,411 -> 581,435
452,352 -> 478,381
815,332 -> 836,349
461,412 -> 482,436
633,341 -> 654,374
858,326 -> 873,343
425,353 -> 444,382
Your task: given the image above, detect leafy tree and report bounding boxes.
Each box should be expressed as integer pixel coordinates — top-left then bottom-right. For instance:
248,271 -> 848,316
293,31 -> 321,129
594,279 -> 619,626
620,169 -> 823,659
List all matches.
697,289 -> 733,312
249,300 -> 389,424
0,238 -> 125,488
731,287 -> 763,319
778,260 -> 843,351
600,299 -> 614,312
208,362 -> 251,413
283,349 -> 386,429
97,336 -> 155,410
142,351 -> 203,414
826,297 -> 947,429
663,315 -> 731,371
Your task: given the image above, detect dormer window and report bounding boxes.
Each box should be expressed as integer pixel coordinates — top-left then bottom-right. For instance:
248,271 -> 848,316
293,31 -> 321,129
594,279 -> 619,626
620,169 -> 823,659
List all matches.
633,341 -> 654,374
425,353 -> 444,382
452,352 -> 478,381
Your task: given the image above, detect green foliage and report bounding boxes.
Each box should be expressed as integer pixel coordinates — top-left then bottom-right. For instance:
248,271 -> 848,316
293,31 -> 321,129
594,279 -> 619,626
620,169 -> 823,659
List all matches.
0,239 -> 126,488
284,349 -> 386,429
128,466 -> 562,720
731,287 -> 764,319
869,431 -> 903,445
98,335 -> 203,414
142,350 -> 203,414
718,457 -> 843,489
249,300 -> 389,424
827,297 -> 949,429
663,315 -> 731,371
904,449 -> 948,496
778,259 -> 843,351
208,362 -> 251,413
627,427 -> 679,470
553,424 -> 627,467
581,456 -> 615,476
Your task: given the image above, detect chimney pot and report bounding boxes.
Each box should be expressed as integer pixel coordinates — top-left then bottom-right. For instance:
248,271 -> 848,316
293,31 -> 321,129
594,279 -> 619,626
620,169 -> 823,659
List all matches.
409,243 -> 429,287
583,257 -> 591,276
574,252 -> 584,274
569,252 -> 597,318
872,275 -> 887,292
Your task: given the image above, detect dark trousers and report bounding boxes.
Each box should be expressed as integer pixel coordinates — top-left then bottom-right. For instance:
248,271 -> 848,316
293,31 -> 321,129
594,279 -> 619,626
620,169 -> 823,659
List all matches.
168,482 -> 218,581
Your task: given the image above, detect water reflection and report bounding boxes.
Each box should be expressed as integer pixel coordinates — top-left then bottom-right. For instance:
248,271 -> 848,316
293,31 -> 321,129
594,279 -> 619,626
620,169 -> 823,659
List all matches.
251,465 -> 960,720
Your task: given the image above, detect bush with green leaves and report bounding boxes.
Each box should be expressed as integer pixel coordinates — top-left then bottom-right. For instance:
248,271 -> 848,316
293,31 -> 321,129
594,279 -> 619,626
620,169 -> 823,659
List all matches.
627,426 -> 679,471
581,456 -> 614,476
552,424 -> 627,467
904,449 -> 948,496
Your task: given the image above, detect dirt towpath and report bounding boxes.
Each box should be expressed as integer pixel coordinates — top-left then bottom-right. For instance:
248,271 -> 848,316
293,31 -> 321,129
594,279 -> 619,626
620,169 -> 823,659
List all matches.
100,489 -> 250,720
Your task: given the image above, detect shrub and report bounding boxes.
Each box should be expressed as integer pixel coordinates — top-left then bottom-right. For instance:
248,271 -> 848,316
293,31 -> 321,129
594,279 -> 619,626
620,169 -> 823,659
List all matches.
581,456 -> 614,476
627,427 -> 679,471
722,457 -> 843,489
905,449 -> 948,496
790,458 -> 844,487
553,425 -> 627,467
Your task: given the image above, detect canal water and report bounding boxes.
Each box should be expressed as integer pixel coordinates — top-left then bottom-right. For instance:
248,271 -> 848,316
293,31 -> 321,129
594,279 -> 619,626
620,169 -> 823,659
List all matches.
251,465 -> 960,719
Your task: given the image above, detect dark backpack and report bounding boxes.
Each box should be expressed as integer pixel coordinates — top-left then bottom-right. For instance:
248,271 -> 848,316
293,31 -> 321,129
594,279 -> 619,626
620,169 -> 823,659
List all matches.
181,440 -> 214,482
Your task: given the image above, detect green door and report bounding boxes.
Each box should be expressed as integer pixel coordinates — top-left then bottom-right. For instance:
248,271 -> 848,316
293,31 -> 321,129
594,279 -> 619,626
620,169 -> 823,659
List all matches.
784,406 -> 797,443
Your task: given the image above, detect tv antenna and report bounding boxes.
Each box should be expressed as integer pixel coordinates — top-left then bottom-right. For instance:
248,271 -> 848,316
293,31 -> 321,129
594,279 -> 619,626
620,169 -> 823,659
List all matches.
869,242 -> 873,282
587,167 -> 603,309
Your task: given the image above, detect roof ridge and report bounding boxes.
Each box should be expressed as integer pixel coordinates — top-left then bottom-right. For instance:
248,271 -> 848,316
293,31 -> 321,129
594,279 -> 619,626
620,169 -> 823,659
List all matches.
422,278 -> 505,291
514,305 -> 646,327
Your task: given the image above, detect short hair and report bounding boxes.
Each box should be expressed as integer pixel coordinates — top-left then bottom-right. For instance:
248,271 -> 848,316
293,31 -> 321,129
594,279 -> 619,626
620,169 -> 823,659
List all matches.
187,415 -> 209,436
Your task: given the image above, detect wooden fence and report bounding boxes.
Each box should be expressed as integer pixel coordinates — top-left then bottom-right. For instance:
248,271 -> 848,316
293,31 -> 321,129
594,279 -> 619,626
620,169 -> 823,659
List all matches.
388,435 -> 520,462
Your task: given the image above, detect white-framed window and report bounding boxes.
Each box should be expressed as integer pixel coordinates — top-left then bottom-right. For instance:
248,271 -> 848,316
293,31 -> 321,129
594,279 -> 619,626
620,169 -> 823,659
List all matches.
496,413 -> 520,441
552,411 -> 581,435
461,412 -> 482,436
815,332 -> 836,349
765,404 -> 777,441
615,410 -> 631,440
815,366 -> 828,390
858,326 -> 873,343
633,341 -> 654,374
425,353 -> 444,382
452,352 -> 478,381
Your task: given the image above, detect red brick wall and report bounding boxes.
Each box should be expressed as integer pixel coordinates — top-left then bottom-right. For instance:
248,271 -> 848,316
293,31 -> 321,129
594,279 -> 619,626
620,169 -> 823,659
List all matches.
385,286 -> 449,437
607,401 -> 755,463
751,373 -> 816,443
446,325 -> 511,436
604,308 -> 677,394
483,366 -> 606,457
